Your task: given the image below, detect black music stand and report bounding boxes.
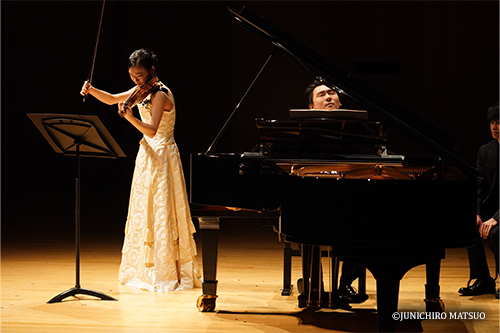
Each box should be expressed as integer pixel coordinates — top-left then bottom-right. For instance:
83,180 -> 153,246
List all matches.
28,113 -> 126,303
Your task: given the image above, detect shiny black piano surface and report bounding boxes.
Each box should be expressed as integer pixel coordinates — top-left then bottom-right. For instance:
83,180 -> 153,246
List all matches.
189,6 -> 477,333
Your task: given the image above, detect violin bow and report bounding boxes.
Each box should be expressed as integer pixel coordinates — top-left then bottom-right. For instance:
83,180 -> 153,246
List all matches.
83,0 -> 106,102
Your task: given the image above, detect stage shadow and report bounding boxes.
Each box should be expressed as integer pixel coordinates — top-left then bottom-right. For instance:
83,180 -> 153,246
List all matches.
216,308 -> 426,333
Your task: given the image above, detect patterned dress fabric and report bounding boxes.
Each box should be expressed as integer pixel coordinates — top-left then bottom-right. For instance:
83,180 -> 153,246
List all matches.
118,84 -> 201,292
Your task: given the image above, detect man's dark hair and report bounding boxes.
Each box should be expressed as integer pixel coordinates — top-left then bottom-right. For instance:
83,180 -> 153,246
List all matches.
304,80 -> 336,106
486,102 -> 499,121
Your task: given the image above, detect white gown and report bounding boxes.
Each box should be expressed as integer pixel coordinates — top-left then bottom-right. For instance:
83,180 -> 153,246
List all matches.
118,84 -> 201,292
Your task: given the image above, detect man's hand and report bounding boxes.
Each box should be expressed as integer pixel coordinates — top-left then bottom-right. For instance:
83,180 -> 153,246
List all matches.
479,218 -> 498,239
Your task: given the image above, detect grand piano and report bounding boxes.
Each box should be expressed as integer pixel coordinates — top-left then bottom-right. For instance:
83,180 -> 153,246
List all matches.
190,7 -> 477,333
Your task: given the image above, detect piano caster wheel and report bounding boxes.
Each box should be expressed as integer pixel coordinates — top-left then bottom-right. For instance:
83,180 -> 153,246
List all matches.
197,295 -> 217,312
424,298 -> 445,312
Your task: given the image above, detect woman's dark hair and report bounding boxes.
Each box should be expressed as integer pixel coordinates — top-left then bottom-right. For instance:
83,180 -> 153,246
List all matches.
128,48 -> 158,70
486,102 -> 499,121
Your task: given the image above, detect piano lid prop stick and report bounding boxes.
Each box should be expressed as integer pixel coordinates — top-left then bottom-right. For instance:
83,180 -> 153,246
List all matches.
204,49 -> 277,155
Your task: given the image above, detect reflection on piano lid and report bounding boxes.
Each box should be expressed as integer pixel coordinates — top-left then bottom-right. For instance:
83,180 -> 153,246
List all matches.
256,117 -> 387,156
289,109 -> 368,120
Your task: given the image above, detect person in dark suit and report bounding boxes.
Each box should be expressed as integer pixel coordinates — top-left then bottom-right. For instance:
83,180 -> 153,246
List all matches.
459,102 -> 499,298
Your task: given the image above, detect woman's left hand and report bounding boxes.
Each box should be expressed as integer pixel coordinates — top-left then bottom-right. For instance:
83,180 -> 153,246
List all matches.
118,101 -> 132,119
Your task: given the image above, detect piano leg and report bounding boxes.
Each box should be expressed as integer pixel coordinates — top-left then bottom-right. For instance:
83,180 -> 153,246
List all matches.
375,260 -> 443,332
298,244 -> 312,308
348,250 -> 445,333
376,278 -> 401,333
196,217 -> 220,312
424,260 -> 445,312
282,242 -> 293,296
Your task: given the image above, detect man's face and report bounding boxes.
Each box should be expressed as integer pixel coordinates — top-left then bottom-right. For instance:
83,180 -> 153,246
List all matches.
490,120 -> 499,141
309,85 -> 341,110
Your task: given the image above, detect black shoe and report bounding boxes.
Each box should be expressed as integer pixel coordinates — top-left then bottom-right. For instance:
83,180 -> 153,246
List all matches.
458,277 -> 496,296
496,289 -> 499,299
338,285 -> 369,304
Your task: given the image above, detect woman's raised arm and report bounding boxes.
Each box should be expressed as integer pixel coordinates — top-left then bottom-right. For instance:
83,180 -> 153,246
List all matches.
80,80 -> 136,105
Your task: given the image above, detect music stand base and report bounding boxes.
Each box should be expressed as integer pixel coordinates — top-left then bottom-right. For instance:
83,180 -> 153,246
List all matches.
47,287 -> 117,304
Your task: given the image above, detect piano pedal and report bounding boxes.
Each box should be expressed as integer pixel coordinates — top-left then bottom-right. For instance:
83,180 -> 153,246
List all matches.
306,299 -> 320,308
424,297 -> 445,312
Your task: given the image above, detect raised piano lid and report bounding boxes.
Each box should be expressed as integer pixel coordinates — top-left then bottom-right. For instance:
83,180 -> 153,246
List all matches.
228,6 -> 477,178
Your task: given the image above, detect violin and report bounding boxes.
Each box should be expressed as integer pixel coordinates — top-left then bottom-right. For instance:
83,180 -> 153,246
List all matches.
119,75 -> 160,117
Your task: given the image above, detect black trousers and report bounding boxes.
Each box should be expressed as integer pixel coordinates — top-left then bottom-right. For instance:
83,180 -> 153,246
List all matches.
488,225 -> 499,276
466,224 -> 499,280
340,261 -> 364,287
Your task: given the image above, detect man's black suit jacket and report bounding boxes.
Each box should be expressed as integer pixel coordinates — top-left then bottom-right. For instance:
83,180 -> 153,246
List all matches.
477,139 -> 499,222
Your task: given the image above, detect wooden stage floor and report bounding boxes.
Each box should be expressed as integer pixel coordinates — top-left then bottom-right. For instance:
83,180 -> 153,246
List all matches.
2,190 -> 499,333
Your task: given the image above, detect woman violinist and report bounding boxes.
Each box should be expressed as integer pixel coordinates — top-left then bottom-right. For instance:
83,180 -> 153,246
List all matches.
80,48 -> 201,292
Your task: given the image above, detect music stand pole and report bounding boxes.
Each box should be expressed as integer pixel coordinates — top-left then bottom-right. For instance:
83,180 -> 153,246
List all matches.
76,141 -> 81,290
47,139 -> 117,304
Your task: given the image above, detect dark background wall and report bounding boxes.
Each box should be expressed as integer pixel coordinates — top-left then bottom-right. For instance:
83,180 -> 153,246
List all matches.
2,1 -> 498,238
